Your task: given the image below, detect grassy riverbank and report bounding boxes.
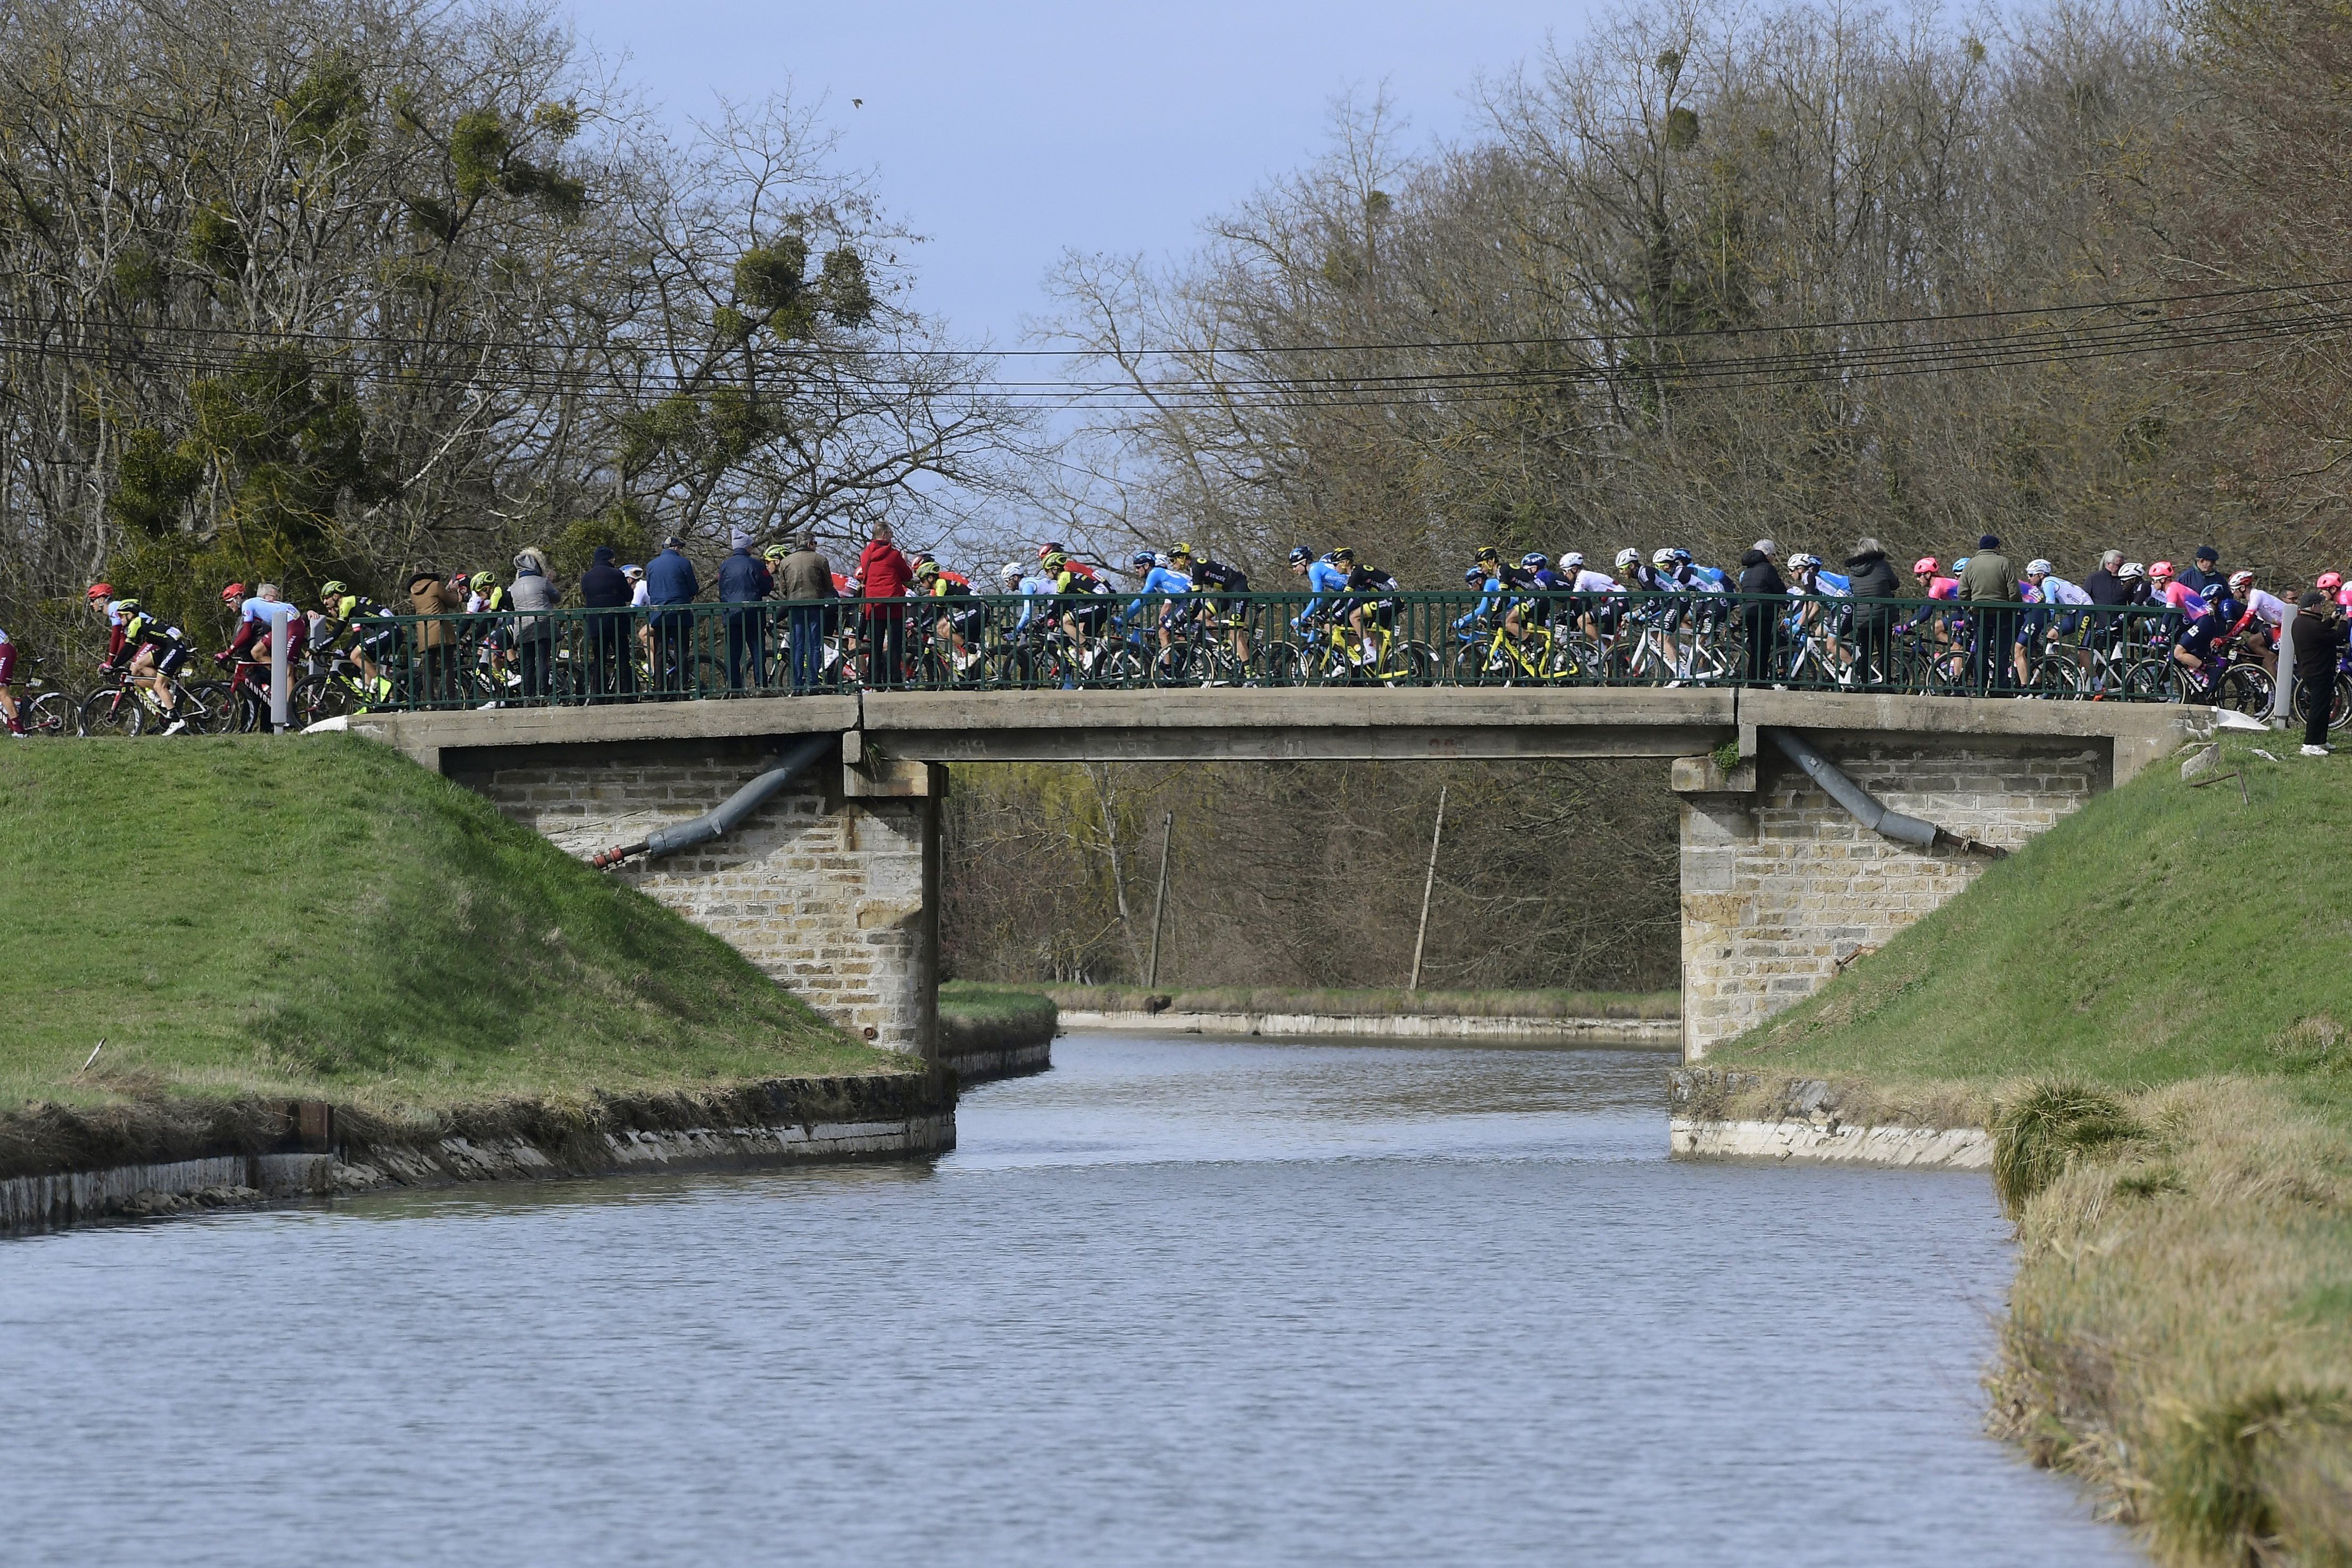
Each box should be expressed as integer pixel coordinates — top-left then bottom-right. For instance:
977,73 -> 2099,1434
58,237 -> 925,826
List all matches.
937,981 -> 1057,1054
1722,733 -> 2352,1565
0,738 -> 901,1131
1041,983 -> 1677,1020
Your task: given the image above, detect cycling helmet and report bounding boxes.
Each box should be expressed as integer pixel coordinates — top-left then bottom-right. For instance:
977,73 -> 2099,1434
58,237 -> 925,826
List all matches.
1475,545 -> 1499,563
1288,545 -> 1312,565
622,564 -> 645,579
1128,551 -> 1156,570
998,562 -> 1022,585
1561,551 -> 1586,570
2150,560 -> 2175,582
1954,556 -> 1971,572
1911,557 -> 1939,576
1043,551 -> 1069,572
1615,548 -> 1641,570
319,580 -> 349,598
1787,552 -> 1820,571
2025,559 -> 2052,577
2229,570 -> 2255,590
1332,547 -> 1354,563
1672,547 -> 1693,564
2318,571 -> 2344,591
915,558 -> 941,579
1462,566 -> 1484,585
113,596 -> 140,612
1520,552 -> 1549,570
2117,561 -> 2146,582
761,544 -> 789,562
468,571 -> 495,591
1651,547 -> 1680,569
1037,540 -> 1064,560
86,582 -> 113,602
220,582 -> 247,604
1169,541 -> 1194,560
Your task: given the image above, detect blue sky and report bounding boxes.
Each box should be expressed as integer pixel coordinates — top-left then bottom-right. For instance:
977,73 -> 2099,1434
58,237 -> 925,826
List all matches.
564,0 -> 1602,349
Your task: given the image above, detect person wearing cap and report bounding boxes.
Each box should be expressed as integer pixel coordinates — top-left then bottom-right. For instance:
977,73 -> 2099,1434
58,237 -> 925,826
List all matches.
2292,590 -> 2346,753
775,532 -> 835,692
717,529 -> 774,690
1958,534 -> 2019,693
643,533 -> 700,694
1736,539 -> 1786,684
2184,546 -> 2225,597
578,544 -> 636,700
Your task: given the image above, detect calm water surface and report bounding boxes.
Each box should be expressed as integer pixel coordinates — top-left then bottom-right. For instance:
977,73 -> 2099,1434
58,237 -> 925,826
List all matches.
0,1033 -> 2135,1566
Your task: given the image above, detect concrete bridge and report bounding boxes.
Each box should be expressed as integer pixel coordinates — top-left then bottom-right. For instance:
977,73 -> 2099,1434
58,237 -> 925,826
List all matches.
353,689 -> 2208,1063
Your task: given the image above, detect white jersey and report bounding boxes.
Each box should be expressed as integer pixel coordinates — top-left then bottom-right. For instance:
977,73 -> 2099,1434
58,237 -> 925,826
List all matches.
2244,588 -> 2289,628
1569,570 -> 1622,594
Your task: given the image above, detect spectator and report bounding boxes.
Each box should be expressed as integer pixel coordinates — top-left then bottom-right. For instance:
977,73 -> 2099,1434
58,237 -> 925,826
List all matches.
645,533 -> 700,694
2294,590 -> 2346,755
2185,545 -> 2225,597
857,521 -> 913,687
1738,539 -> 1786,684
1958,533 -> 2019,693
2083,549 -> 2129,606
717,529 -> 773,690
508,547 -> 559,699
776,531 -> 834,691
1843,536 -> 1899,686
407,568 -> 461,702
578,545 -> 635,700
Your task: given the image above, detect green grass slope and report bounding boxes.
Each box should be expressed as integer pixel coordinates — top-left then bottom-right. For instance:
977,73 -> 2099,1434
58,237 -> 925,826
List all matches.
1733,733 -> 2352,1118
0,736 -> 896,1111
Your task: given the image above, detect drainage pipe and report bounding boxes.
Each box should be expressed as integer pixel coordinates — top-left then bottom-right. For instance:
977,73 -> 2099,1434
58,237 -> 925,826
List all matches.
591,734 -> 836,870
1766,729 -> 2007,860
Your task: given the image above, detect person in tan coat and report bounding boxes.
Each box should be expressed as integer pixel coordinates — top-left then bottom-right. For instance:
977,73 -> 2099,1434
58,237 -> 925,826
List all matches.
407,569 -> 462,701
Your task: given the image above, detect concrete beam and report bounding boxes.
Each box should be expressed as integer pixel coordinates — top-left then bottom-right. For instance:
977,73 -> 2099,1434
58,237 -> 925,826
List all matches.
352,695 -> 858,772
1733,689 -> 2209,787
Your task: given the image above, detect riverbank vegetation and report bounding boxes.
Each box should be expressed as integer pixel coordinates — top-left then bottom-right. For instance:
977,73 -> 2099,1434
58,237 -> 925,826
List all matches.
936,982 -> 1058,1056
1043,984 -> 1676,1020
1725,737 -> 2352,1565
0,738 -> 900,1125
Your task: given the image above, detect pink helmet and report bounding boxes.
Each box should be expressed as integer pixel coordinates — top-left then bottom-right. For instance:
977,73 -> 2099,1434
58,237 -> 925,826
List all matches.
2149,560 -> 2175,582
2317,572 -> 2343,592
1911,556 -> 1939,575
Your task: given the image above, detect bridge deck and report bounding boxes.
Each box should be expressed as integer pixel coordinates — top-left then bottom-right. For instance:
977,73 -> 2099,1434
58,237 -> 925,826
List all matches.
353,687 -> 2206,782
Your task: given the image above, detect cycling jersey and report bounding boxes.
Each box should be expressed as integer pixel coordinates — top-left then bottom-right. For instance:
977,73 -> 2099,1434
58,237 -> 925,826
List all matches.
2242,588 -> 2289,628
1015,574 -> 1058,630
2038,576 -> 2093,607
1926,577 -> 1960,601
1300,558 -> 1349,619
1569,569 -> 1622,595
239,595 -> 300,626
2178,614 -> 2227,662
1456,573 -> 1507,630
1791,571 -> 1850,596
928,570 -> 975,597
1140,565 -> 1194,597
110,609 -> 192,675
2159,581 -> 2208,617
1192,560 -> 1248,594
0,626 -> 13,689
1673,565 -> 1727,593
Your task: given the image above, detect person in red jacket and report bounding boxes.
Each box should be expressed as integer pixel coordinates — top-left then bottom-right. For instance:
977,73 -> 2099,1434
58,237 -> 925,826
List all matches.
857,521 -> 914,686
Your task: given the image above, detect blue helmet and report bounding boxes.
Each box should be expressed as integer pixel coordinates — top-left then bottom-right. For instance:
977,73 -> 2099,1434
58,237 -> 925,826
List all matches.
1463,566 -> 1484,585
1288,545 -> 1313,565
1132,550 -> 1157,570
1520,552 -> 1549,570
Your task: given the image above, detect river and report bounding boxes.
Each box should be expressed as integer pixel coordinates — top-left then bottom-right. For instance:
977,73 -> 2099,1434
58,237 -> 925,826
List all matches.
0,1032 -> 2135,1565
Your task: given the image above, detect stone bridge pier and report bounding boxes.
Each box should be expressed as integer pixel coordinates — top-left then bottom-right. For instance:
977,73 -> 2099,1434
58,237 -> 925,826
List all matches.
358,688 -> 2204,1065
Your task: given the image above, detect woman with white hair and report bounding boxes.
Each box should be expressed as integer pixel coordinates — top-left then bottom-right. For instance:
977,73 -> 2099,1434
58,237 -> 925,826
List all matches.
508,547 -> 560,700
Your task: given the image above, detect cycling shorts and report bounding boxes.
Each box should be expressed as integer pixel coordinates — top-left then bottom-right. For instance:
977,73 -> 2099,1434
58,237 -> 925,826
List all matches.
0,643 -> 14,685
1368,597 -> 1398,627
141,641 -> 189,676
1067,598 -> 1110,632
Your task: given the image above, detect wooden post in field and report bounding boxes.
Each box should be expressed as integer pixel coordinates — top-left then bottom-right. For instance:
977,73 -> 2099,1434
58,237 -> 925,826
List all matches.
1409,785 -> 1448,992
1146,810 -> 1175,989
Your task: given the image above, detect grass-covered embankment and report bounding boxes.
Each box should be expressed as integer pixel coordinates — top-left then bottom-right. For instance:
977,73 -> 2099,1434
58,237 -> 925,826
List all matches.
1041,983 -> 1677,1020
1722,733 -> 2352,1565
0,737 -> 903,1154
936,981 -> 1057,1056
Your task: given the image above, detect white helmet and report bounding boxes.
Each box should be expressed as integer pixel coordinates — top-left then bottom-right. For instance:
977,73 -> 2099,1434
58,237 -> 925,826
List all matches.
1651,547 -> 1680,569
1787,552 -> 1820,571
1560,551 -> 1586,570
2118,561 -> 2147,582
998,562 -> 1022,584
2026,558 -> 2054,577
1615,547 -> 1641,570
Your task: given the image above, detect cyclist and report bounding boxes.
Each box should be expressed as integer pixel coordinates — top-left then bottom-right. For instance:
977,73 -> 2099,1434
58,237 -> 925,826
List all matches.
2171,588 -> 2238,694
318,580 -> 396,703
1290,546 -> 1350,644
0,621 -> 22,736
2019,558 -> 2093,685
87,582 -> 129,670
2227,570 -> 2289,679
1166,542 -> 1250,663
105,597 -> 196,732
1560,550 -> 1620,639
1345,554 -> 1404,668
1133,548 -> 1196,654
1048,550 -> 1113,662
219,582 -> 309,713
915,556 -> 984,670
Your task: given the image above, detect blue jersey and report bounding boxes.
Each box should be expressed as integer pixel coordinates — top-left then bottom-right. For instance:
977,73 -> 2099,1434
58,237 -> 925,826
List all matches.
1302,559 -> 1349,617
1016,575 -> 1057,629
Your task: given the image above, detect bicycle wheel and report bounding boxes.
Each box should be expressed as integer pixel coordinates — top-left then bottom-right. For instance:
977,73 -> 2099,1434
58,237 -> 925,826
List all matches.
1449,637 -> 1498,686
179,680 -> 232,733
2028,653 -> 2081,698
2215,664 -> 2273,715
2118,658 -> 2174,702
1258,642 -> 1301,687
79,688 -> 142,737
1151,643 -> 1199,687
298,673 -> 356,724
1390,641 -> 1439,686
20,690 -> 73,737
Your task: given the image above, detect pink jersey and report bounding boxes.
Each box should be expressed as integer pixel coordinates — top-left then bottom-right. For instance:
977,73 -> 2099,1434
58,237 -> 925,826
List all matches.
1926,577 -> 1959,601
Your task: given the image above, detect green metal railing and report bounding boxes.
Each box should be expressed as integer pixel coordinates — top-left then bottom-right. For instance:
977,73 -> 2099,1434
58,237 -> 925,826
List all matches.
288,589 -> 2243,719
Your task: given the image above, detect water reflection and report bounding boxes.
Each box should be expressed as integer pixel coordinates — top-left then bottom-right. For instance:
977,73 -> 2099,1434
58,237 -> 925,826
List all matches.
0,1033 -> 2135,1567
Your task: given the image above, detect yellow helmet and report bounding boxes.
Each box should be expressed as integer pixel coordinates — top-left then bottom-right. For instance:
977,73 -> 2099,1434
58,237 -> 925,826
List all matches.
1170,541 -> 1194,560
468,571 -> 495,591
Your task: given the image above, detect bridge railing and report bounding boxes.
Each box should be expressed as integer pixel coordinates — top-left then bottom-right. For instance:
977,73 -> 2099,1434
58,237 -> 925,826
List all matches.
316,590 -> 2223,714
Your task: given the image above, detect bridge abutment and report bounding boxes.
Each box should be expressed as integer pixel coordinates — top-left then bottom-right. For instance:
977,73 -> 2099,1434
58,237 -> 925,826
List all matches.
1673,732 -> 2112,1061
440,737 -> 941,1058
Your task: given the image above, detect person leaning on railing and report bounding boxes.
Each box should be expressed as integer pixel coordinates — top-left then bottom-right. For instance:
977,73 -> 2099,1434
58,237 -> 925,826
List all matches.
717,530 -> 773,691
578,545 -> 636,700
858,521 -> 913,688
508,548 -> 559,699
645,535 -> 700,694
775,533 -> 834,692
406,568 -> 461,703
1958,535 -> 2020,694
1736,540 -> 1786,684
